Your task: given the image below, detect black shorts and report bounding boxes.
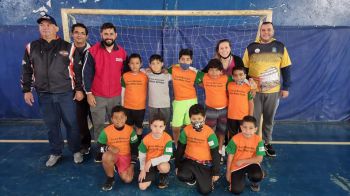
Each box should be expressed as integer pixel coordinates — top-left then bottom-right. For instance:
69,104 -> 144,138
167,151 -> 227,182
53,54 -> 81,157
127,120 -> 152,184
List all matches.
125,108 -> 145,129
177,159 -> 213,194
227,119 -> 241,136
140,166 -> 159,183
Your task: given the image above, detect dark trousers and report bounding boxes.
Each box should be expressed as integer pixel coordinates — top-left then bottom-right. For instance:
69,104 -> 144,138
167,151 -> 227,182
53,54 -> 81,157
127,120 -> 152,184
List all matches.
177,159 -> 213,195
38,91 -> 80,155
230,163 -> 264,194
76,97 -> 92,149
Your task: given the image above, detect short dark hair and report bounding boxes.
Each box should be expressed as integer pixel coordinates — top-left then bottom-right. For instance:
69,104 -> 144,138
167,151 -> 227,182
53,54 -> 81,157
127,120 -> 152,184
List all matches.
206,59 -> 223,71
241,115 -> 257,127
261,21 -> 274,27
232,66 -> 246,75
71,23 -> 88,35
189,104 -> 206,118
179,48 -> 193,60
150,113 -> 167,125
111,105 -> 126,116
149,54 -> 163,63
100,22 -> 116,33
128,53 -> 142,64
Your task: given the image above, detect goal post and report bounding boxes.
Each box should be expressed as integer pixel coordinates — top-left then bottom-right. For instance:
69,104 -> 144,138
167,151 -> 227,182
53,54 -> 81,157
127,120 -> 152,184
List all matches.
61,9 -> 272,42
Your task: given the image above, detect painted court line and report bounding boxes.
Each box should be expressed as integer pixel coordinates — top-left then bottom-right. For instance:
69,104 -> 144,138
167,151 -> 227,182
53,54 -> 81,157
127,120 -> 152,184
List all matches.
0,140 -> 349,145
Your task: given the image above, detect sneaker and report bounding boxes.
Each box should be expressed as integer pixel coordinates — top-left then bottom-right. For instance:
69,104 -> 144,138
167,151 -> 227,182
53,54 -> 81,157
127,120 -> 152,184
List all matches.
80,147 -> 90,155
46,155 -> 62,167
158,173 -> 169,189
94,152 -> 103,163
264,144 -> 276,157
102,177 -> 115,191
186,178 -> 196,186
250,182 -> 260,192
74,152 -> 83,164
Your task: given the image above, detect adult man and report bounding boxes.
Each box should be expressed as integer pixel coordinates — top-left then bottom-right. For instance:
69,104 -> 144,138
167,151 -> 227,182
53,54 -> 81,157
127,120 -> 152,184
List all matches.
83,22 -> 127,162
21,14 -> 83,166
243,22 -> 292,157
71,23 -> 92,155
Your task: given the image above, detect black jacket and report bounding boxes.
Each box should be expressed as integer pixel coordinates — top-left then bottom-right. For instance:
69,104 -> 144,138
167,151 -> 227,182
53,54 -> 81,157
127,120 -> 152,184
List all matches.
21,38 -> 77,93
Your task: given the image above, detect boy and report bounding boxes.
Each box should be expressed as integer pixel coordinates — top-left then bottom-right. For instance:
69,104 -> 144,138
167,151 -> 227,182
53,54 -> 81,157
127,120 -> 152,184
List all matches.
227,66 -> 254,138
168,49 -> 202,145
121,53 -> 148,143
97,106 -> 138,191
138,114 -> 173,190
175,104 -> 220,195
146,54 -> 172,125
226,116 -> 265,194
198,59 -> 231,160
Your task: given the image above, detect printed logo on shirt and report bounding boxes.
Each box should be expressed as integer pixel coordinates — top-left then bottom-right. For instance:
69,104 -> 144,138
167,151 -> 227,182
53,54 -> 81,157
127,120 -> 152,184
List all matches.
259,147 -> 265,152
165,147 -> 173,153
59,50 -> 69,57
208,140 -> 214,147
116,58 -> 123,62
254,48 -> 260,54
131,135 -> 137,142
272,47 -> 277,53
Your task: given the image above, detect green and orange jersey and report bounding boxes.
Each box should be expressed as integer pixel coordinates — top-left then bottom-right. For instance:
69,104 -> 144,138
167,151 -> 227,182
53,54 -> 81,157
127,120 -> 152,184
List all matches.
121,71 -> 148,110
198,73 -> 232,109
138,132 -> 173,162
227,79 -> 253,120
168,64 -> 202,101
243,39 -> 291,93
98,124 -> 138,156
226,133 -> 265,172
179,124 -> 219,161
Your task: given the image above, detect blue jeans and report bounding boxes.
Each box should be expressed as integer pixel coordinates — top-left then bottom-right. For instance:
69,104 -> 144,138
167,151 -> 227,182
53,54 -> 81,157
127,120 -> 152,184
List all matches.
38,91 -> 80,155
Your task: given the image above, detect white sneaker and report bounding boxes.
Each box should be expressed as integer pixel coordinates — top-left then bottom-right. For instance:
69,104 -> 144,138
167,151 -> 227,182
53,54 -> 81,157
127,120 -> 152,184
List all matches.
46,155 -> 62,167
73,152 -> 83,164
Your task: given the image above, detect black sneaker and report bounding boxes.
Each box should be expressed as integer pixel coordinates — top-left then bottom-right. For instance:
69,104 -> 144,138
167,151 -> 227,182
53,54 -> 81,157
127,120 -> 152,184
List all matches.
186,178 -> 196,186
94,152 -> 103,163
102,177 -> 115,191
264,144 -> 276,157
80,147 -> 90,155
158,173 -> 169,189
250,182 -> 260,192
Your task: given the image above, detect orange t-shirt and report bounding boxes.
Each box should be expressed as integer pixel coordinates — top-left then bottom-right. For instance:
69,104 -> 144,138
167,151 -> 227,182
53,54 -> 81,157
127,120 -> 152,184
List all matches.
227,82 -> 251,120
104,124 -> 134,156
228,133 -> 264,171
141,132 -> 173,162
171,66 -> 197,101
203,74 -> 228,109
183,125 -> 215,161
122,72 -> 148,110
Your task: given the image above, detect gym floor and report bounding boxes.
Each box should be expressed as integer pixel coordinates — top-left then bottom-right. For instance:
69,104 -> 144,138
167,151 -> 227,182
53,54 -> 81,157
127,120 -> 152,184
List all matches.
0,120 -> 349,195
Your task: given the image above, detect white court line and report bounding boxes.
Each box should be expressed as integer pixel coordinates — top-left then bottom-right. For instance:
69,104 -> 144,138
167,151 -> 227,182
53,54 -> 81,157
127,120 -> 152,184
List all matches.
0,140 -> 349,145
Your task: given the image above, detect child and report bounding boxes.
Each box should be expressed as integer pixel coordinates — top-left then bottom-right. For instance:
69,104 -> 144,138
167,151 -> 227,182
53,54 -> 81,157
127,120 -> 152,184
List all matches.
97,106 -> 138,191
138,114 -> 173,190
198,59 -> 231,161
227,66 -> 254,138
146,54 -> 172,125
175,104 -> 220,195
121,53 -> 148,143
168,49 -> 202,145
226,116 -> 265,194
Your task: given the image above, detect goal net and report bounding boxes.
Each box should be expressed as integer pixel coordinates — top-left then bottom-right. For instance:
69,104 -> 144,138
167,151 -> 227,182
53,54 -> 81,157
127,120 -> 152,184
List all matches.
61,9 -> 272,70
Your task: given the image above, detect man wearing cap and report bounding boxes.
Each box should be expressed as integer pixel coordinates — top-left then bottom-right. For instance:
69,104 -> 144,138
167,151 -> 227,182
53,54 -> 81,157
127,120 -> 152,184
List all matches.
21,14 -> 84,167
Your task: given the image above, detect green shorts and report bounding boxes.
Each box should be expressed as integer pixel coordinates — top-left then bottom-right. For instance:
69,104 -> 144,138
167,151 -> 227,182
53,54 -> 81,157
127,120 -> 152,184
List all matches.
171,98 -> 197,127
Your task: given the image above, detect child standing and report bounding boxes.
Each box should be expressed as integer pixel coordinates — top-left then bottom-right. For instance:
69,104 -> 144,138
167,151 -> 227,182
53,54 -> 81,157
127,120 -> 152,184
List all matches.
227,66 -> 254,138
146,54 -> 172,125
97,106 -> 138,191
226,115 -> 265,194
175,104 -> 220,195
121,53 -> 148,143
168,49 -> 202,145
138,114 -> 173,190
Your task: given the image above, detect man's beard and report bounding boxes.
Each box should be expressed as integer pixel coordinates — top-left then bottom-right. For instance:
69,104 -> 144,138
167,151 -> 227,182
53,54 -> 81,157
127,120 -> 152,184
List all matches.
102,39 -> 115,47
